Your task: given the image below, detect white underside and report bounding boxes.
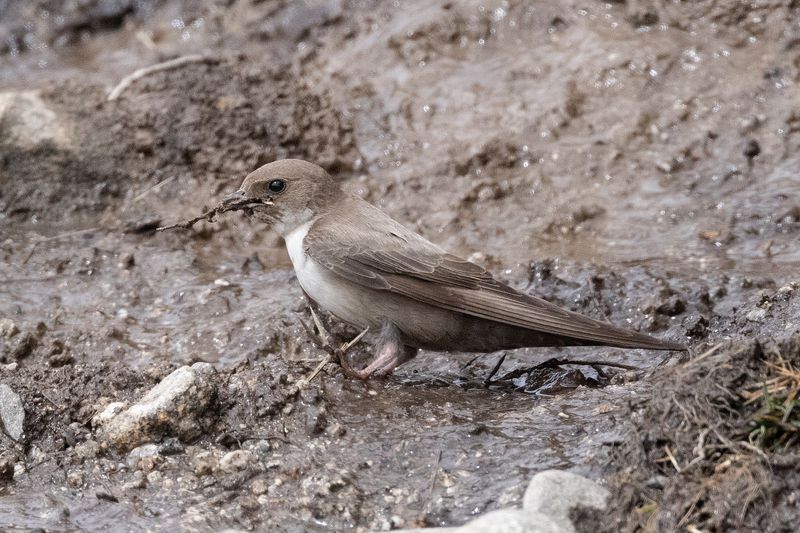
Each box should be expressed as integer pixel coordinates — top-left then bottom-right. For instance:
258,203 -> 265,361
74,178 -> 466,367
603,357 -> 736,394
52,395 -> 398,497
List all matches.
284,220 -> 369,328
284,220 -> 313,271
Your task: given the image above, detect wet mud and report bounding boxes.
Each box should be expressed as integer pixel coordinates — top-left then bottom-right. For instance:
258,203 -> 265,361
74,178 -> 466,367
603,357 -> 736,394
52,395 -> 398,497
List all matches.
1,1 -> 799,531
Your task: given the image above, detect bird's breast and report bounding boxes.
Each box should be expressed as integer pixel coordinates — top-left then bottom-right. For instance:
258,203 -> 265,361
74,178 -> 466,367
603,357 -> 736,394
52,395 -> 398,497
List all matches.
283,219 -> 313,270
283,221 -> 370,328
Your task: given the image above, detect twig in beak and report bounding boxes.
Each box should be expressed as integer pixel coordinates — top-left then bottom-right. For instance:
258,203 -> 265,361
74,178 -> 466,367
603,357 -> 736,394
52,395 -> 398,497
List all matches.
155,198 -> 268,231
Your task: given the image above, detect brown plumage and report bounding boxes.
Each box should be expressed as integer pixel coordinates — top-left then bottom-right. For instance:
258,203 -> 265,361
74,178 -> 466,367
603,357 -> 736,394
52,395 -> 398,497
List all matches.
231,159 -> 686,378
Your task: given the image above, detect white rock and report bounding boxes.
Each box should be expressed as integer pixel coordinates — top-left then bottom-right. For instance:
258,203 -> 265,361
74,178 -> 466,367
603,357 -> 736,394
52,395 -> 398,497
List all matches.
386,470 -> 609,533
0,91 -> 71,149
0,318 -> 19,338
746,308 -> 768,322
127,443 -> 161,470
191,450 -> 218,476
0,383 -> 24,440
146,470 -> 163,485
455,509 -> 561,533
523,470 -> 609,533
102,362 -> 217,451
219,450 -> 256,474
92,401 -> 127,428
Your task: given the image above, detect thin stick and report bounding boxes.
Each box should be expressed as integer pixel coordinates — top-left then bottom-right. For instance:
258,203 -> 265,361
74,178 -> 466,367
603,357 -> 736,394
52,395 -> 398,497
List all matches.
155,198 -> 267,232
461,353 -> 486,370
298,354 -> 333,386
296,314 -> 319,346
108,55 -> 220,101
21,227 -> 102,265
536,358 -> 640,371
485,352 -> 507,383
309,307 -> 331,347
664,445 -> 681,472
132,175 -> 177,202
155,205 -> 222,231
684,342 -> 724,367
341,327 -> 369,352
425,448 -> 443,513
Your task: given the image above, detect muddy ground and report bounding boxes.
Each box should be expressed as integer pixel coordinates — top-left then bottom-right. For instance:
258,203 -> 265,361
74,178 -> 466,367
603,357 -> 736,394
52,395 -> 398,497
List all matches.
1,0 -> 799,531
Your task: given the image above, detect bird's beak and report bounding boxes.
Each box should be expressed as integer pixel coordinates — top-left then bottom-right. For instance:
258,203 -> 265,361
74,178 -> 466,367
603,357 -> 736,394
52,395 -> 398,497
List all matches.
222,189 -> 247,207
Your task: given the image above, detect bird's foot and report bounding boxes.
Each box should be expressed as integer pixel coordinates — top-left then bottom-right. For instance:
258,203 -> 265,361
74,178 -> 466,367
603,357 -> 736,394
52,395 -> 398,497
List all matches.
297,307 -> 369,381
350,324 -> 418,380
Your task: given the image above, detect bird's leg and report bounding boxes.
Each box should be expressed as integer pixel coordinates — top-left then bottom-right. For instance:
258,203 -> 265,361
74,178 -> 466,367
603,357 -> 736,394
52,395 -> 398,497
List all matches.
348,321 -> 418,379
297,306 -> 369,381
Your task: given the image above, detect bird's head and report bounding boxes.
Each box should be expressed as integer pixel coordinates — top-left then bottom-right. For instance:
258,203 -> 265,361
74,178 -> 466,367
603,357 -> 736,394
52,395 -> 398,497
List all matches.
224,159 -> 342,236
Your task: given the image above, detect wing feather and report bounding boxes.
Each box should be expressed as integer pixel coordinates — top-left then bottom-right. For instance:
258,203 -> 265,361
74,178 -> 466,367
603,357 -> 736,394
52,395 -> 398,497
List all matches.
304,198 -> 684,351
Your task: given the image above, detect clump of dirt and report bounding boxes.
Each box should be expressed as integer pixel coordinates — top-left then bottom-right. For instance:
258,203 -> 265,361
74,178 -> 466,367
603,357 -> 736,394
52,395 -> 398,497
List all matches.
580,333 -> 800,532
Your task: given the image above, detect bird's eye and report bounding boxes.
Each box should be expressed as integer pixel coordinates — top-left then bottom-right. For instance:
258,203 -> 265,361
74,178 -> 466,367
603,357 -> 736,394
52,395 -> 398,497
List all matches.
267,179 -> 286,193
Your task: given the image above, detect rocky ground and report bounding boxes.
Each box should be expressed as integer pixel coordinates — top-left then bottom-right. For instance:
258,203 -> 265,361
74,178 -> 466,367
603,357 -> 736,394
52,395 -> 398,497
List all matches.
1,1 -> 799,531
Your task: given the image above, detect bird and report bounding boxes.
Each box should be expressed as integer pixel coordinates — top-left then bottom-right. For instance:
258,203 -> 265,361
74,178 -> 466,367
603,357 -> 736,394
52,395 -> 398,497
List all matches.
223,159 -> 686,379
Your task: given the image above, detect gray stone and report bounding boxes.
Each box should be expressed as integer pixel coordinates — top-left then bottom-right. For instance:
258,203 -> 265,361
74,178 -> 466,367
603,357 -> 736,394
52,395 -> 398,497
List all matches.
386,470 -> 609,533
454,509 -> 562,533
746,308 -> 768,322
0,91 -> 71,149
92,401 -> 127,428
219,450 -> 256,474
0,319 -> 19,339
191,450 -> 218,476
127,443 -> 161,470
101,363 -> 217,451
122,470 -> 147,491
0,383 -> 24,440
523,470 -> 609,532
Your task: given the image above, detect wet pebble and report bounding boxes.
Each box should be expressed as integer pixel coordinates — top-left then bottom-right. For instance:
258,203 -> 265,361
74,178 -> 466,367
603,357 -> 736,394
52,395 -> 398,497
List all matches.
219,450 -> 256,474
0,91 -> 72,149
0,319 -> 19,339
92,401 -> 126,428
118,252 -> 135,269
159,437 -> 185,456
122,470 -> 146,491
391,470 -> 609,533
133,129 -> 155,155
9,332 -> 38,360
656,295 -> 687,316
192,450 -> 218,476
251,477 -> 269,495
74,440 -> 101,460
746,308 -> 768,322
0,456 -> 14,482
683,314 -> 709,337
743,139 -> 761,160
101,362 -> 217,451
128,443 -> 161,471
0,383 -> 24,440
66,470 -> 84,488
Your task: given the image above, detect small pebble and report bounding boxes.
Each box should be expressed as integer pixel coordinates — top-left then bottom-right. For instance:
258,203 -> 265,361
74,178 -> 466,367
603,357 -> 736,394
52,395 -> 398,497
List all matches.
219,450 -> 255,474
0,319 -> 19,338
67,471 -> 84,488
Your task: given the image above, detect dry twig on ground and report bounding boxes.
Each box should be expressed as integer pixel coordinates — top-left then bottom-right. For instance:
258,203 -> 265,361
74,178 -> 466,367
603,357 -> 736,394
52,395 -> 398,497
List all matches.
108,55 -> 220,101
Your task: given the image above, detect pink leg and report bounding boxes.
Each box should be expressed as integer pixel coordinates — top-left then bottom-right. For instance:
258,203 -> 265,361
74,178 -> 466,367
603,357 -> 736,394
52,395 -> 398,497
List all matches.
349,322 -> 418,379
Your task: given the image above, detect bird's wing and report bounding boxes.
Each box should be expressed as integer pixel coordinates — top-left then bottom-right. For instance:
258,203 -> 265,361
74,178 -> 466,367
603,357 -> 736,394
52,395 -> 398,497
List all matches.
304,200 -> 683,350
